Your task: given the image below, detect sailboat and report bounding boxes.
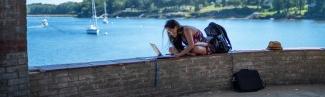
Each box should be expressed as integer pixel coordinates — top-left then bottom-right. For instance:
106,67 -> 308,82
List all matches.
41,18 -> 48,27
103,2 -> 109,24
87,0 -> 99,34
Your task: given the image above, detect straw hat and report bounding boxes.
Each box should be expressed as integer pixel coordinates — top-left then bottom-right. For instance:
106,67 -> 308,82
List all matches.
266,41 -> 283,50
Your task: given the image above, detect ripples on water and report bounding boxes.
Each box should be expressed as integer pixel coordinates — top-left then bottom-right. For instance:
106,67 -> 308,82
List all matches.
27,17 -> 325,67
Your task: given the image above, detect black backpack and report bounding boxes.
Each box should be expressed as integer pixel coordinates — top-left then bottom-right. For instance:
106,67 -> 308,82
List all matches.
204,22 -> 232,53
232,69 -> 265,92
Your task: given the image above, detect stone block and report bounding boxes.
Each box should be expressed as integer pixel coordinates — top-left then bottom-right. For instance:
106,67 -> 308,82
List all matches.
5,65 -> 26,73
8,78 -> 27,86
53,76 -> 70,83
39,90 -> 58,97
305,50 -> 325,56
0,68 -> 5,73
94,65 -> 125,75
78,74 -> 95,81
38,78 -> 53,85
49,70 -> 69,78
68,68 -> 96,76
58,87 -> 78,94
0,72 -> 18,80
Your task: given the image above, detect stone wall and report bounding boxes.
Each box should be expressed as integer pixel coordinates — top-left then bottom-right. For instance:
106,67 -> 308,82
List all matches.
29,54 -> 233,97
1,1 -> 324,97
233,50 -> 325,85
0,0 -> 29,97
29,49 -> 325,97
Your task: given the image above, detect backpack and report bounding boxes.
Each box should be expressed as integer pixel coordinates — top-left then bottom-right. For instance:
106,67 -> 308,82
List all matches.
204,22 -> 232,53
232,69 -> 265,92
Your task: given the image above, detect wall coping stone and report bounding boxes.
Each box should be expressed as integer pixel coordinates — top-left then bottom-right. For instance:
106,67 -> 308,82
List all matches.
29,48 -> 325,73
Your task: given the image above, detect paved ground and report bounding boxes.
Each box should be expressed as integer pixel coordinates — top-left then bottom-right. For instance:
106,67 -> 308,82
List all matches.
181,84 -> 325,97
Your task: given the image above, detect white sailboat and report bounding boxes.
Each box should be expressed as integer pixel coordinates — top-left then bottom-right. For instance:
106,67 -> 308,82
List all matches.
41,18 -> 48,27
87,0 -> 99,34
103,2 -> 109,24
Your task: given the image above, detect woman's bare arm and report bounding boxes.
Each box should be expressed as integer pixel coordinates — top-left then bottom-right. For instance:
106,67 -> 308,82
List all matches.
176,27 -> 195,57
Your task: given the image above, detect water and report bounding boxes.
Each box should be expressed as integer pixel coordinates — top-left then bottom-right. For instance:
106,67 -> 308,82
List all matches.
27,17 -> 325,67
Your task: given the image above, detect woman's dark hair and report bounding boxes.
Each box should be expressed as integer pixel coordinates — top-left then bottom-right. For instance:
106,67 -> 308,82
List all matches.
164,19 -> 180,29
164,19 -> 184,52
169,34 -> 184,52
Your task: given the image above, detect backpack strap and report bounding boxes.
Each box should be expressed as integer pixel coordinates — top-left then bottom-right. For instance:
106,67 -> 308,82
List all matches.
214,23 -> 232,50
219,24 -> 232,49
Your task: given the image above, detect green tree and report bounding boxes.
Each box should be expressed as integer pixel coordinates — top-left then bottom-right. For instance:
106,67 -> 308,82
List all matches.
296,0 -> 306,14
28,3 -> 56,14
272,0 -> 286,14
56,2 -> 80,14
222,0 -> 226,7
228,0 -> 242,8
306,0 -> 325,18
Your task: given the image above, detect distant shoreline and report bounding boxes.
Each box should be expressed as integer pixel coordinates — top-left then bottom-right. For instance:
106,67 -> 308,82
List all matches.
26,14 -> 325,21
27,14 -> 77,17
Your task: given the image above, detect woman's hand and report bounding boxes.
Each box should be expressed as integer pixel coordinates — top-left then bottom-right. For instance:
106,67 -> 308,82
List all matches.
175,54 -> 182,58
175,52 -> 196,58
169,47 -> 178,55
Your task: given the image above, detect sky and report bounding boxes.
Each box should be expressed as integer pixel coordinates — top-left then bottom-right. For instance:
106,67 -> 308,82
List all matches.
27,0 -> 82,5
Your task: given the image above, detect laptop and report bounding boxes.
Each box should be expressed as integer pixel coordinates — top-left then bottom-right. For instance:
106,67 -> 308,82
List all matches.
149,43 -> 175,59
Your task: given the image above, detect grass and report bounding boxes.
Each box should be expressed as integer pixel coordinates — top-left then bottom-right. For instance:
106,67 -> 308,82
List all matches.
259,11 -> 277,17
199,5 -> 223,13
199,5 -> 260,13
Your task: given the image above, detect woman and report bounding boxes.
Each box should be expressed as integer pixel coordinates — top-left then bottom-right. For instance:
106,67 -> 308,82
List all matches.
164,19 -> 209,57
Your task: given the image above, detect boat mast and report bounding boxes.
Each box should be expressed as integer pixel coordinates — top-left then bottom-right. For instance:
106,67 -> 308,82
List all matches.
92,0 -> 98,27
104,2 -> 107,16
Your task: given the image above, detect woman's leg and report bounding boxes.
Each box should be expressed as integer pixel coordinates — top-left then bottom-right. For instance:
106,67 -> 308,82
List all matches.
191,46 -> 207,55
171,45 -> 207,56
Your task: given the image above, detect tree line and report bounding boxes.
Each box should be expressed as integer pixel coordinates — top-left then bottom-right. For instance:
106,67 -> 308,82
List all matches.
27,0 -> 325,19
27,2 -> 80,15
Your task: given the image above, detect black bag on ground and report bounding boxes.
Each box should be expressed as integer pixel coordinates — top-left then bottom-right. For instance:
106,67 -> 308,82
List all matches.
232,69 -> 265,92
204,22 -> 232,53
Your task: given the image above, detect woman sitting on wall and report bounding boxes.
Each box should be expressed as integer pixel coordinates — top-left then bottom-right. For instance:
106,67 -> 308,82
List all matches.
164,19 -> 210,57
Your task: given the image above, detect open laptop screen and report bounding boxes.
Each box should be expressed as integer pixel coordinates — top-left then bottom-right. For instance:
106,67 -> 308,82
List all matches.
149,43 -> 162,56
